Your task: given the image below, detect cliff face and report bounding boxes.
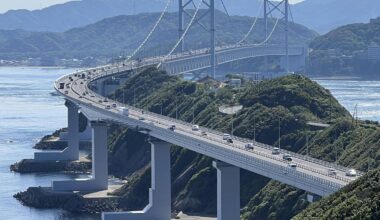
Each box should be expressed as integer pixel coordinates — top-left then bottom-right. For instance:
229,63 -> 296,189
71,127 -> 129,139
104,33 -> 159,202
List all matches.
102,67 -> 376,219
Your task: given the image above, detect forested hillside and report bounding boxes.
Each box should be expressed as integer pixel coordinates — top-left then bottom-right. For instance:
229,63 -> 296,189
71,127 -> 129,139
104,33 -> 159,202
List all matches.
97,68 -> 380,219
308,17 -> 380,78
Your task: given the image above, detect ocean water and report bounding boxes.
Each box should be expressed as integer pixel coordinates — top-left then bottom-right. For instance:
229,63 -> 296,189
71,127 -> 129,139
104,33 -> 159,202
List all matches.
0,67 -> 379,219
316,80 -> 380,122
0,67 -> 99,220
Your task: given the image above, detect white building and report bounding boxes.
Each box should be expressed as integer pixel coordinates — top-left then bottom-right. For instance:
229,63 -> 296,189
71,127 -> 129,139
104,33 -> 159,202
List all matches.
368,43 -> 380,60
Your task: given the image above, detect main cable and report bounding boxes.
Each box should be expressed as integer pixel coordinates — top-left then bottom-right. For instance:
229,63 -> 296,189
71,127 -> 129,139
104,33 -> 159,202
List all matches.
157,0 -> 203,68
253,17 -> 279,46
236,0 -> 264,45
123,0 -> 172,64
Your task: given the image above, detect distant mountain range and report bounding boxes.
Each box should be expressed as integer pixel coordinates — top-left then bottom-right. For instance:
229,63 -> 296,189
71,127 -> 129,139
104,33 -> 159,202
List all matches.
0,0 -> 379,33
0,10 -> 316,60
0,0 -> 166,32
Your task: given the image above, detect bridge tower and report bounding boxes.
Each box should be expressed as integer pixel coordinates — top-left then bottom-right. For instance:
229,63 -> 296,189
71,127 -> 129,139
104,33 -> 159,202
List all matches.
263,0 -> 290,72
178,0 -> 216,78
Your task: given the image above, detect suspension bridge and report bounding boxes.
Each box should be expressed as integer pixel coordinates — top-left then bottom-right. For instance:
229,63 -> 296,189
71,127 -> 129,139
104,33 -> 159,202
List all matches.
32,1 -> 358,220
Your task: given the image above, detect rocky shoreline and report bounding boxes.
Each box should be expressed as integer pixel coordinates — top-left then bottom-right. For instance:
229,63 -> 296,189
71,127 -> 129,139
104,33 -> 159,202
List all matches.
10,159 -> 91,173
14,187 -> 120,213
10,127 -> 92,173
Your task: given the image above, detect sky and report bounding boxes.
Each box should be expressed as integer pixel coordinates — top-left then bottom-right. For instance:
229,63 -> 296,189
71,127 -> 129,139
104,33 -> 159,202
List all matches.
0,0 -> 305,13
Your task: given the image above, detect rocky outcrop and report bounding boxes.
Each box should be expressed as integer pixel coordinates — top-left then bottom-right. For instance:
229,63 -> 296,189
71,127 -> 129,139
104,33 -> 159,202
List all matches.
10,159 -> 91,173
14,187 -> 120,213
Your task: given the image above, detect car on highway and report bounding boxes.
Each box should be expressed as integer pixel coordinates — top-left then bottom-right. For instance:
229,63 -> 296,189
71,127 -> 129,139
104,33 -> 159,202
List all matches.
201,131 -> 207,136
282,154 -> 292,162
245,143 -> 254,150
169,125 -> 176,131
328,168 -> 337,176
288,163 -> 297,169
112,103 -> 117,108
345,169 -> 357,177
192,125 -> 200,131
272,147 -> 280,155
105,105 -> 111,109
227,138 -> 233,143
223,134 -> 231,140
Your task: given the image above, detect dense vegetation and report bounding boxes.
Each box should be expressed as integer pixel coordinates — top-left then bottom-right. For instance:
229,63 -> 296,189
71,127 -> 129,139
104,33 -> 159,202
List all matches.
308,17 -> 380,78
294,168 -> 380,219
87,67 -> 378,219
0,11 -> 317,61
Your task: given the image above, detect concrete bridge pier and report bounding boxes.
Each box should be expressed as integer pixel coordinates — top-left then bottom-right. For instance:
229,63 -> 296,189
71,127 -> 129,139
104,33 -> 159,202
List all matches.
34,100 -> 79,161
52,120 -> 108,191
102,139 -> 171,220
213,161 -> 240,220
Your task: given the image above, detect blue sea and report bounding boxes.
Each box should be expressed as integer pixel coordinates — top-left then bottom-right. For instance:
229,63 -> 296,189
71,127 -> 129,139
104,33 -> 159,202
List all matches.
0,67 -> 379,219
316,79 -> 380,122
0,67 -> 99,220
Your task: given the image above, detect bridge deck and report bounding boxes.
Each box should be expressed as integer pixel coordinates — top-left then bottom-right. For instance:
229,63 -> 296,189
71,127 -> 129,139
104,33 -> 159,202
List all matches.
54,48 -> 360,197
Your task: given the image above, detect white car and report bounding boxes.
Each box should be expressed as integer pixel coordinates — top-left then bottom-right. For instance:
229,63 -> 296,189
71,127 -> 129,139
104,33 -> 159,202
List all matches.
282,154 -> 292,161
328,168 -> 337,176
345,169 -> 357,177
223,134 -> 231,140
192,125 -> 200,131
288,163 -> 297,169
245,143 -> 254,150
272,147 -> 280,155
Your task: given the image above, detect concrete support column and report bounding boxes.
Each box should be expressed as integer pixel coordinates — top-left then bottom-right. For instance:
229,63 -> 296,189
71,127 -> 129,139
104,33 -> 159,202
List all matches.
91,120 -> 108,189
34,100 -> 79,161
213,161 -> 240,220
102,139 -> 171,220
52,120 -> 108,192
66,100 -> 80,158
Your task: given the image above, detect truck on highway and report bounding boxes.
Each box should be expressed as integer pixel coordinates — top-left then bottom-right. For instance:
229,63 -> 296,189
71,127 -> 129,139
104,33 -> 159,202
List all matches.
118,107 -> 129,116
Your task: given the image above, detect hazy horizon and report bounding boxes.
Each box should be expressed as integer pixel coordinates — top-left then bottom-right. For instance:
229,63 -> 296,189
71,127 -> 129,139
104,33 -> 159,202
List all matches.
0,0 -> 305,13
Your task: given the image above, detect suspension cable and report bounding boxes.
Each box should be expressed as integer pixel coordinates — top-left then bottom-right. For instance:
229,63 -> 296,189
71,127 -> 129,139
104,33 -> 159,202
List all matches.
157,0 -> 203,68
236,0 -> 263,45
123,0 -> 172,64
253,17 -> 280,46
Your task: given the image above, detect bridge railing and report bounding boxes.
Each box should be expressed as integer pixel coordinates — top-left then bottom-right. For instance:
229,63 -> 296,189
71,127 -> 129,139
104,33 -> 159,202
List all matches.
90,104 -> 345,192
66,48 -> 362,183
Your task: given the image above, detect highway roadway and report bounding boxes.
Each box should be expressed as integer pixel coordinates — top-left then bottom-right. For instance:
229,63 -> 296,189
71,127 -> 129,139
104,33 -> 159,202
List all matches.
54,50 -> 361,196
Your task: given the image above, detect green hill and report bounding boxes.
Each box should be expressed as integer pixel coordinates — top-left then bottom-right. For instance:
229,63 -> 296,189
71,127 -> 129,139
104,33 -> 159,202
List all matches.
294,168 -> 380,220
310,18 -> 380,52
102,68 -> 378,219
308,17 -> 380,78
